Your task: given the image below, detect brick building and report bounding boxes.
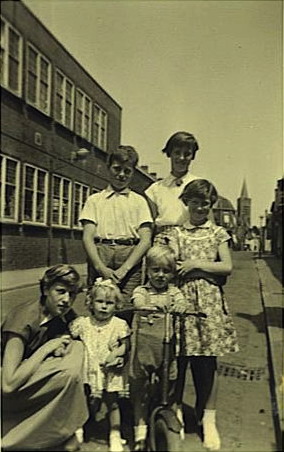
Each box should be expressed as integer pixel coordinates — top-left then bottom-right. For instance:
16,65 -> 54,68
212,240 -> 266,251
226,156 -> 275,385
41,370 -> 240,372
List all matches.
213,195 -> 237,246
266,177 -> 283,257
0,1 -> 155,271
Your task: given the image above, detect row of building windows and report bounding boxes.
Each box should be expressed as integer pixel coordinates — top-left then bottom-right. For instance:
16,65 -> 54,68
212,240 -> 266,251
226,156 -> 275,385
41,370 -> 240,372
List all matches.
0,154 -> 95,229
1,15 -> 108,150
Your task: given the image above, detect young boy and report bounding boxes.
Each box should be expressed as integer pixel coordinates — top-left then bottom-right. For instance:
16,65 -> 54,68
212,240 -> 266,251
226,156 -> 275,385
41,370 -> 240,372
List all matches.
129,245 -> 187,451
79,145 -> 153,305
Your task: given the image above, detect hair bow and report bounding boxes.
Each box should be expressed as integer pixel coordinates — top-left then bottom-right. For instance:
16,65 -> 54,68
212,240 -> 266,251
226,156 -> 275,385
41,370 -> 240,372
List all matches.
94,277 -> 116,290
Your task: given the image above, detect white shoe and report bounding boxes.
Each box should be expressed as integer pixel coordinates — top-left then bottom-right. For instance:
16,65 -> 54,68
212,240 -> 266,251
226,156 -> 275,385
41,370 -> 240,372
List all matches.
202,410 -> 221,451
75,427 -> 84,444
109,434 -> 124,452
176,406 -> 185,440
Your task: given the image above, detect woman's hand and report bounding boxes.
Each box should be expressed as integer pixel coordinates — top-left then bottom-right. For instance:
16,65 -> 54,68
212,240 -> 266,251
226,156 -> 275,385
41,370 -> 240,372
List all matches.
42,335 -> 72,357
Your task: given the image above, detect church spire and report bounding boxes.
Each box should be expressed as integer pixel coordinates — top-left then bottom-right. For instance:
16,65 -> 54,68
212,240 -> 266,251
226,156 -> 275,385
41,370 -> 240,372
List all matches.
240,179 -> 249,198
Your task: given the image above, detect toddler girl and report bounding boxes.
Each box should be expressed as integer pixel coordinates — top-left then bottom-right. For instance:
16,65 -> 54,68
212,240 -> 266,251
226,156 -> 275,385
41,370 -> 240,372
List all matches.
70,278 -> 130,452
167,179 -> 239,451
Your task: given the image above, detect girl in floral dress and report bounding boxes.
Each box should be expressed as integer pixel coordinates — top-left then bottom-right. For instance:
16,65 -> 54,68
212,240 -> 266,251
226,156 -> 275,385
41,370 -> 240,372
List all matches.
167,179 -> 239,451
70,278 -> 130,452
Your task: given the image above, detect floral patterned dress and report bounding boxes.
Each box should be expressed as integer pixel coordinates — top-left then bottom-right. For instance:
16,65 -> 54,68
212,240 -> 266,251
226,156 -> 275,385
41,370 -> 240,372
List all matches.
167,220 -> 239,356
70,316 -> 130,396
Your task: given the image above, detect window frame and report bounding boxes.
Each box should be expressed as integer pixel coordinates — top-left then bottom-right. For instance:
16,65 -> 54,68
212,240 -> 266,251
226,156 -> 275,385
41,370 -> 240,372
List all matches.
75,88 -> 92,141
73,181 -> 90,229
22,163 -> 48,225
51,174 -> 72,228
0,15 -> 23,97
0,154 -> 20,223
93,103 -> 108,151
54,68 -> 75,130
26,42 -> 52,115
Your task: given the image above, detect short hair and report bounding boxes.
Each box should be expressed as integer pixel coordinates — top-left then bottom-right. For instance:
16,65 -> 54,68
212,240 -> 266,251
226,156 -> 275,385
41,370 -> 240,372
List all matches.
162,131 -> 199,159
39,264 -> 81,303
146,245 -> 176,273
180,179 -> 218,207
86,278 -> 124,311
107,145 -> 139,168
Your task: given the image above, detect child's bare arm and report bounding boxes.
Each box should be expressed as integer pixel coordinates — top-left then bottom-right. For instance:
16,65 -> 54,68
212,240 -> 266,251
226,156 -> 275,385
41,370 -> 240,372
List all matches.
113,225 -> 152,282
177,242 -> 232,277
82,221 -> 116,280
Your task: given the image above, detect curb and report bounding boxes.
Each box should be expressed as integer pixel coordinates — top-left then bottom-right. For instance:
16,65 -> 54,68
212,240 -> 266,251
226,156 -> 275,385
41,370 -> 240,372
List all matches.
255,258 -> 283,451
0,264 -> 88,294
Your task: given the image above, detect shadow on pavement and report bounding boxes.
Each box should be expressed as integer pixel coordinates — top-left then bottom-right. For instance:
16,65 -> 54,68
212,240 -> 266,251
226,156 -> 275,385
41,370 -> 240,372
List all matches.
236,307 -> 284,332
257,255 -> 283,286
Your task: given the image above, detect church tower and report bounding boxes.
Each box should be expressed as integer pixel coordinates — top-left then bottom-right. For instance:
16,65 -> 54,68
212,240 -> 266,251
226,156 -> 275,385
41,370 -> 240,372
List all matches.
237,179 -> 251,227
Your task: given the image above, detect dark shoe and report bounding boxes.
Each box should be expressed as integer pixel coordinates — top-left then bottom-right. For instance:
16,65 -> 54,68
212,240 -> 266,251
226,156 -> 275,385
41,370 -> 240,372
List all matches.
62,435 -> 81,452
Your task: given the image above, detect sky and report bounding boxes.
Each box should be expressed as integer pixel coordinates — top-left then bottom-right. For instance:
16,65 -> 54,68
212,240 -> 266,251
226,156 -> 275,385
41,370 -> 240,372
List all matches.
24,0 -> 283,226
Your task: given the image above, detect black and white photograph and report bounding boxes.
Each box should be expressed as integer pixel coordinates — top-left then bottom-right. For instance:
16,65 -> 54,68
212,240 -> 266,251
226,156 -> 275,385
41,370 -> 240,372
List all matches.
1,1 -> 283,451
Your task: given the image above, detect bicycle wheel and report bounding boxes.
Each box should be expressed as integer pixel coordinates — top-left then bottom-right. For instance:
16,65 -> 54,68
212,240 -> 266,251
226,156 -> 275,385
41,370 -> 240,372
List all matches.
154,417 -> 181,452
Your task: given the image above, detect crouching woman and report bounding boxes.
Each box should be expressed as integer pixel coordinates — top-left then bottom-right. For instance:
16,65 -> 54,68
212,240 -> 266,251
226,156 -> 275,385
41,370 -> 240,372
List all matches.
1,264 -> 89,451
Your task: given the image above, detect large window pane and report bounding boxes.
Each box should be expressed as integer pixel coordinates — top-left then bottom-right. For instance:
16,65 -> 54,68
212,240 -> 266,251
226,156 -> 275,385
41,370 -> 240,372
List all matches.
0,155 -> 19,221
23,164 -> 47,224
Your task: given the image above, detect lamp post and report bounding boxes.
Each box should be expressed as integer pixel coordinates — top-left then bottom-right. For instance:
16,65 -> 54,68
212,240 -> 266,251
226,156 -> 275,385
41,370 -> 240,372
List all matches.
47,148 -> 90,266
259,215 -> 264,258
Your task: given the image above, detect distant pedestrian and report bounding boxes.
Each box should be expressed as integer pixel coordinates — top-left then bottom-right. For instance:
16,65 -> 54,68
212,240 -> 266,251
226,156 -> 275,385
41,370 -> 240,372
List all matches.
79,145 -> 153,308
70,278 -> 131,452
129,245 -> 187,451
167,179 -> 239,451
145,131 -> 201,244
1,264 -> 88,452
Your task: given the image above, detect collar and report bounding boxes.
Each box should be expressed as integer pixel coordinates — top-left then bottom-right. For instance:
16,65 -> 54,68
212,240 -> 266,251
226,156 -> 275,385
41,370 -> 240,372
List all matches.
163,172 -> 197,188
183,219 -> 212,230
105,185 -> 131,198
144,281 -> 169,294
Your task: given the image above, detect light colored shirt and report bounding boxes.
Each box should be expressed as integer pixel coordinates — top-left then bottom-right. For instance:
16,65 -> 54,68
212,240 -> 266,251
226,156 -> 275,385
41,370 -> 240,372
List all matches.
79,185 -> 153,238
145,172 -> 200,227
132,282 -> 186,311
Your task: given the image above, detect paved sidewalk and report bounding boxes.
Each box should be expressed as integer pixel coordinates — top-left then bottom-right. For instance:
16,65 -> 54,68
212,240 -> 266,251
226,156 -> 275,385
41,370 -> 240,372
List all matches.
0,252 -> 282,451
255,255 -> 283,448
0,263 -> 88,292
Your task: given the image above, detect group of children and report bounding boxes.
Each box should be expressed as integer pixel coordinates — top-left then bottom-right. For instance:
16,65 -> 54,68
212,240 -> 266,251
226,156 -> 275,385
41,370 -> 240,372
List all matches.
69,135 -> 239,452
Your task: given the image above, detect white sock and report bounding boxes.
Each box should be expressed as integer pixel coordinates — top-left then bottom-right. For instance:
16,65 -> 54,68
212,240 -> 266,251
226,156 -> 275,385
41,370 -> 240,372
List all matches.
134,425 -> 148,442
176,406 -> 185,440
109,430 -> 124,452
202,409 -> 221,451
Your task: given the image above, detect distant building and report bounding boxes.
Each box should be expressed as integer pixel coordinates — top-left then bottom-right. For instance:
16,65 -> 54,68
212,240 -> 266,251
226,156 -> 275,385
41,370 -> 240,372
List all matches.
266,178 -> 283,257
213,195 -> 236,235
236,179 -> 251,250
237,179 -> 251,227
0,1 -> 155,271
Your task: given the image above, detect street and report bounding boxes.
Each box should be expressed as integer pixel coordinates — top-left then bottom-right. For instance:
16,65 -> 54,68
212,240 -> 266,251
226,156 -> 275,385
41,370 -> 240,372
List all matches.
1,251 -> 279,451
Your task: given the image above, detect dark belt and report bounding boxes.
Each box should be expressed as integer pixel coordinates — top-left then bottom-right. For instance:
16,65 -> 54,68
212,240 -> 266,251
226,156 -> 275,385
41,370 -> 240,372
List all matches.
94,237 -> 139,246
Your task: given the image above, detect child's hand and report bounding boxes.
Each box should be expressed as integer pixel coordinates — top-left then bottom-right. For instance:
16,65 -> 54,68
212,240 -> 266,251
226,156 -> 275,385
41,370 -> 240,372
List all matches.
113,266 -> 128,283
177,259 -> 198,277
170,304 -> 188,314
108,339 -> 119,351
103,352 -> 124,369
97,264 -> 118,282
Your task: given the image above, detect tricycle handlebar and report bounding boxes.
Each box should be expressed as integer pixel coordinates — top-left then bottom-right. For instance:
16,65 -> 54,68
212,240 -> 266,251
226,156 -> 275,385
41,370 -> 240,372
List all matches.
117,307 -> 207,318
